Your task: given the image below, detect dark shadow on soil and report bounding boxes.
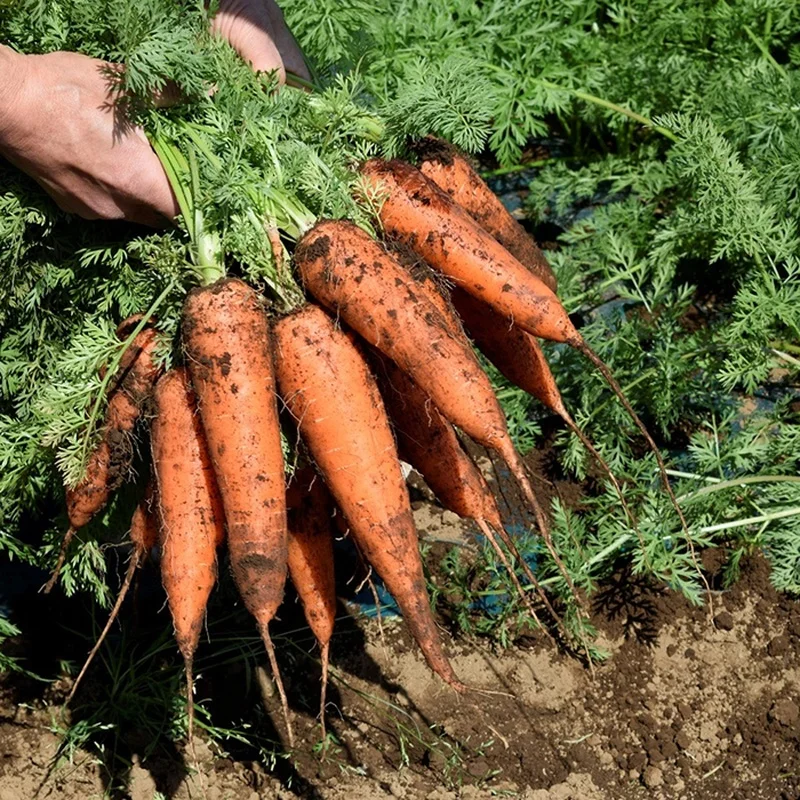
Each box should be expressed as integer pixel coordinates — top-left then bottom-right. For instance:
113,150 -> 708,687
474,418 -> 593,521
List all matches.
591,566 -> 669,646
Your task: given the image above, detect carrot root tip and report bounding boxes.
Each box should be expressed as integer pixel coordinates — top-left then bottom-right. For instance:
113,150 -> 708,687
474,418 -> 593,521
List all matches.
260,625 -> 295,749
319,640 -> 330,740
42,526 -> 77,594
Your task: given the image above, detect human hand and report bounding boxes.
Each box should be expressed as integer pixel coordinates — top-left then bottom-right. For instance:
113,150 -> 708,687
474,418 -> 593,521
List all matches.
0,3 -> 308,225
0,46 -> 179,226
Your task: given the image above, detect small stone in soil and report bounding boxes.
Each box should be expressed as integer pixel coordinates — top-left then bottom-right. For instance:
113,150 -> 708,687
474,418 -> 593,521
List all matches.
714,611 -> 735,631
675,730 -> 692,750
628,752 -> 647,772
767,635 -> 790,657
661,740 -> 679,759
467,759 -> 490,778
769,699 -> 799,726
440,510 -> 461,526
643,766 -> 664,788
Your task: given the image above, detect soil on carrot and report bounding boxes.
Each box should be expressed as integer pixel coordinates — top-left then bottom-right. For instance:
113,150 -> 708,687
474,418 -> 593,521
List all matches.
2,494 -> 799,800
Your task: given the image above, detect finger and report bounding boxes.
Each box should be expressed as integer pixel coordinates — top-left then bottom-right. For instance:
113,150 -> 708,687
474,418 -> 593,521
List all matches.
212,4 -> 287,84
120,142 -> 181,227
263,0 -> 311,82
133,165 -> 181,226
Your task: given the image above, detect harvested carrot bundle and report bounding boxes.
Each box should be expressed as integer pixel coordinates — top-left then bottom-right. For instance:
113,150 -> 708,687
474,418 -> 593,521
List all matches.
294,220 -> 577,601
46,322 -> 163,593
273,303 -> 465,692
295,220 -> 527,496
286,466 -> 336,736
360,158 -> 697,559
182,277 -> 292,746
414,138 -> 558,292
151,368 -> 224,742
385,249 -> 470,348
64,479 -> 159,707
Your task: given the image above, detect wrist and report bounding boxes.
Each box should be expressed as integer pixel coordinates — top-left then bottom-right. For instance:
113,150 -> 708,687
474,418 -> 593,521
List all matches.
0,46 -> 27,143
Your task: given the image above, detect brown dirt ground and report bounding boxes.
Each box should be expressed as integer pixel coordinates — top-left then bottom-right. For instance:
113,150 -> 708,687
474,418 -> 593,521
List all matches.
2,503 -> 800,800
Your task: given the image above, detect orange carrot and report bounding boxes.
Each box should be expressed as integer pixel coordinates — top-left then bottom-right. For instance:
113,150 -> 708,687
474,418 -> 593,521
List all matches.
451,287 -> 612,455
371,348 -> 563,641
295,220 -> 526,493
371,350 -> 501,530
151,368 -> 224,742
386,249 -> 471,348
64,480 -> 159,708
273,303 -> 465,691
181,278 -> 292,745
450,289 -> 560,410
361,159 -> 575,344
286,466 -> 336,736
46,323 -> 163,593
451,287 -> 644,556
414,138 -> 558,292
360,159 -> 699,573
295,220 -> 577,603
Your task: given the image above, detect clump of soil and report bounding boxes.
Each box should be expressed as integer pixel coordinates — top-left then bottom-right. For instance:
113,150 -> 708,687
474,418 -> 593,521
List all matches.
1,505 -> 799,800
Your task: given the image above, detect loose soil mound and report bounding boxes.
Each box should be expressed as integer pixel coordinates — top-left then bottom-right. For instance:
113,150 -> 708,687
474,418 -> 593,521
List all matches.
1,505 -> 798,800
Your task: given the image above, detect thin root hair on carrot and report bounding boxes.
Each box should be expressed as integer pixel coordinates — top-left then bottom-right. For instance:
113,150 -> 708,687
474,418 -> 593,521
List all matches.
42,526 -> 77,594
260,625 -> 295,748
474,518 -> 554,646
560,413 -> 652,572
63,549 -> 141,708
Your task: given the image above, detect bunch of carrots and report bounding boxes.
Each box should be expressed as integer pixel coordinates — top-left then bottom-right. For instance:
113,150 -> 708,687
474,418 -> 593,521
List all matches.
51,139 -> 688,745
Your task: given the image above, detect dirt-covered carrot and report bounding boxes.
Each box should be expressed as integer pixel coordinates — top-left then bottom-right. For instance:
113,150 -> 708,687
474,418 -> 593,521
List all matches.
413,138 -> 558,292
360,158 -> 696,555
361,159 -> 574,343
371,348 -> 563,641
181,277 -> 292,746
385,247 -> 470,348
450,287 -> 648,563
295,220 -> 578,602
151,368 -> 224,742
371,349 -> 501,530
286,466 -> 336,736
64,480 -> 159,707
273,303 -> 465,691
45,323 -> 162,593
296,220 -> 527,497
